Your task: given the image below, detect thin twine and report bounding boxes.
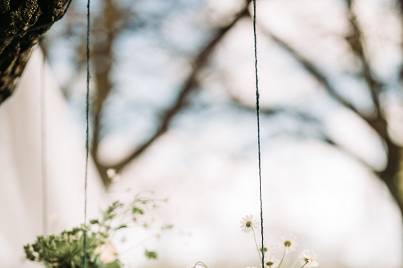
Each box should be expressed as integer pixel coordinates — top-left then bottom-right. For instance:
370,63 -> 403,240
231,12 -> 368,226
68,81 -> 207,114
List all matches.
252,0 -> 265,267
40,43 -> 48,235
83,0 -> 91,266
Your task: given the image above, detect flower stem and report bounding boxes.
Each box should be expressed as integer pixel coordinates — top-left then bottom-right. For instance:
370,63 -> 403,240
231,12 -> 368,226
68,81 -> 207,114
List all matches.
252,228 -> 262,261
277,248 -> 287,268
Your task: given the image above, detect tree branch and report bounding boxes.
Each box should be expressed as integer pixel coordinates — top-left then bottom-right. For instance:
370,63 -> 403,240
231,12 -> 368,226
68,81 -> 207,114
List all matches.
344,0 -> 382,114
228,84 -> 378,172
107,2 -> 251,176
228,91 -> 319,123
258,28 -> 360,115
90,0 -> 125,186
249,14 -> 391,141
248,10 -> 403,217
398,0 -> 403,86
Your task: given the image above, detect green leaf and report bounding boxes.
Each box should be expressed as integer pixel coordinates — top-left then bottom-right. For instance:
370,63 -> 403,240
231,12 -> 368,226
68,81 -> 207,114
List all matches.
90,219 -> 100,225
132,207 -> 144,215
115,224 -> 128,230
144,250 -> 158,260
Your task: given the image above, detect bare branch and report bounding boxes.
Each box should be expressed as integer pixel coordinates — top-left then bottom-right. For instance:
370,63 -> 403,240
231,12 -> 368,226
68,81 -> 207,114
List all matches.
89,0 -> 128,186
344,1 -> 403,216
399,0 -> 403,87
229,84 -> 378,172
228,91 -> 318,123
247,10 -> 403,216
258,27 -> 360,116
245,12 -> 392,142
344,0 -> 382,114
108,2 -> 250,175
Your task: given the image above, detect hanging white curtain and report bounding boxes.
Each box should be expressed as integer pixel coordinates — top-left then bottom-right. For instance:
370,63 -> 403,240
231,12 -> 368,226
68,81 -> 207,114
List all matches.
0,48 -> 104,267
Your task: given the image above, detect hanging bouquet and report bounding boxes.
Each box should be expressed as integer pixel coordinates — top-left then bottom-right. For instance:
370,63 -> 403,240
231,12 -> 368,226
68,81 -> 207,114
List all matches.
24,193 -> 169,268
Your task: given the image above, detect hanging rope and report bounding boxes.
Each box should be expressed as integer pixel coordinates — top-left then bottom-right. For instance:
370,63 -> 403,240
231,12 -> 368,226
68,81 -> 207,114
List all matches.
251,1 -> 265,267
83,0 -> 91,266
40,42 -> 48,235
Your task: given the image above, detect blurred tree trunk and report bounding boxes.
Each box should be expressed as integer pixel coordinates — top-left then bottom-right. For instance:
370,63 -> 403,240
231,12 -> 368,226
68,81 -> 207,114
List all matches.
91,0 -> 123,186
0,0 -> 71,105
373,120 -> 403,218
381,142 -> 403,217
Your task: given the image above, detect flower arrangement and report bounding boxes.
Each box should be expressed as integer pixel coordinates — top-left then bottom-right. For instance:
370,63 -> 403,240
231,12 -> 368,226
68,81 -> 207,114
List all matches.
240,215 -> 319,268
24,193 -> 168,268
193,216 -> 319,268
25,195 -> 316,268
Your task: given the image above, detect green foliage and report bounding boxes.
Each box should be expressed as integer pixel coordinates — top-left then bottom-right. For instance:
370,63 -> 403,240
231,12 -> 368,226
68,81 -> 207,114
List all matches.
24,226 -> 121,268
132,207 -> 144,215
144,250 -> 158,260
24,194 -> 169,268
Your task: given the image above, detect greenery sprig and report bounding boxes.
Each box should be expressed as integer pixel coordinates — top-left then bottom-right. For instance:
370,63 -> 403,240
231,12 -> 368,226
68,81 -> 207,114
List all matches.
24,193 -> 168,268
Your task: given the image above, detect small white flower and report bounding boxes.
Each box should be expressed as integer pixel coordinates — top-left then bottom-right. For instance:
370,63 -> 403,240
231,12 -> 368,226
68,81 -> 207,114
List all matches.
106,168 -> 120,181
300,250 -> 319,267
106,168 -> 116,178
240,215 -> 257,233
280,234 -> 297,252
95,242 -> 118,264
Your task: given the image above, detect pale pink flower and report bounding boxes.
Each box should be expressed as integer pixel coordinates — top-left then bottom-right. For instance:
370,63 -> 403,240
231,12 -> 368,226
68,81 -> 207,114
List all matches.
95,242 -> 118,264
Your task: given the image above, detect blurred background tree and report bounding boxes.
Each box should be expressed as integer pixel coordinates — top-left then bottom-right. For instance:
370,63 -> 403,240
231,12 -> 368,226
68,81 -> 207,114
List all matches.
45,0 -> 403,221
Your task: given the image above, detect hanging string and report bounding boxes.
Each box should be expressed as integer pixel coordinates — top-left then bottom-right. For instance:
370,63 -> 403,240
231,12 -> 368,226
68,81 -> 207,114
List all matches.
40,41 -> 48,235
83,0 -> 91,266
251,1 -> 265,267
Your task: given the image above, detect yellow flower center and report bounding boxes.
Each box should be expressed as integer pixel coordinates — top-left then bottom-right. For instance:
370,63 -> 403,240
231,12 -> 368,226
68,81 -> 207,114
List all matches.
284,240 -> 292,247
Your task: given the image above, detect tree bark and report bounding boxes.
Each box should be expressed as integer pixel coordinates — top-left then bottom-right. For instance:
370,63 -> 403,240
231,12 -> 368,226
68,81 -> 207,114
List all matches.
0,0 -> 71,105
380,141 -> 403,218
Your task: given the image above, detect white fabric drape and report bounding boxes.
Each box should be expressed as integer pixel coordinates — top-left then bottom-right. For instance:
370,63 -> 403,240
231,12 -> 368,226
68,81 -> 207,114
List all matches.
0,48 -> 104,267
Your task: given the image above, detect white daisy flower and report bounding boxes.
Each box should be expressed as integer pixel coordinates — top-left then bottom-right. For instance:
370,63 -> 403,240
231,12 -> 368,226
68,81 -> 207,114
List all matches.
300,250 -> 319,267
240,215 -> 257,233
280,234 -> 297,252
